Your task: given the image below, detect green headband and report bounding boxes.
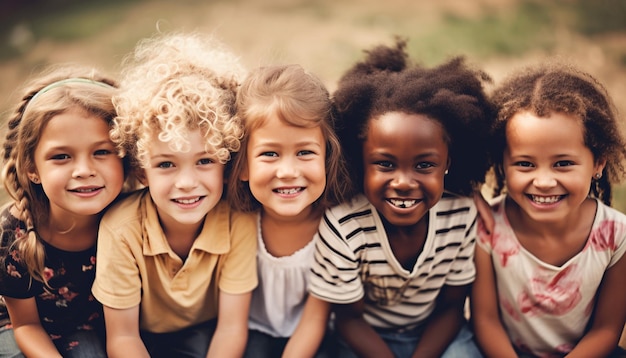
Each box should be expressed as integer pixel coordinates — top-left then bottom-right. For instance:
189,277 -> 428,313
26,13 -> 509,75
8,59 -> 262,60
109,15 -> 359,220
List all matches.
29,77 -> 115,103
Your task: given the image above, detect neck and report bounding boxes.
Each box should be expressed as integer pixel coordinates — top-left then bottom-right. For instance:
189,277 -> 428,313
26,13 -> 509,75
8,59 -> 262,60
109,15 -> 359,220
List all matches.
260,206 -> 322,257
39,212 -> 100,251
262,204 -> 322,227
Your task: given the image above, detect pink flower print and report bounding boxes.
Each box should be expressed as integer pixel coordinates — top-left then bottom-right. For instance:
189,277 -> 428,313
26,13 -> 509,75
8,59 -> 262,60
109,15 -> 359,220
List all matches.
43,267 -> 54,281
90,255 -> 96,265
9,249 -> 21,262
518,265 -> 582,317
79,323 -> 94,330
68,341 -> 79,349
553,343 -> 573,355
14,227 -> 26,240
491,229 -> 519,267
6,263 -> 21,278
58,287 -> 78,301
41,291 -> 57,300
88,312 -> 100,322
588,220 -> 624,251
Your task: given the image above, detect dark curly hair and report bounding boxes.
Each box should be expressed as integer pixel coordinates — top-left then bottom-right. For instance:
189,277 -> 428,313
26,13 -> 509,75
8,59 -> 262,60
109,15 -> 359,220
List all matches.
490,61 -> 626,205
333,38 -> 495,198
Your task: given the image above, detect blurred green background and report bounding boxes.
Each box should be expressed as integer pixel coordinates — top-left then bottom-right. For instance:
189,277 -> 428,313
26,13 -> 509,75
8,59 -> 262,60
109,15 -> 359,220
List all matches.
0,0 -> 625,212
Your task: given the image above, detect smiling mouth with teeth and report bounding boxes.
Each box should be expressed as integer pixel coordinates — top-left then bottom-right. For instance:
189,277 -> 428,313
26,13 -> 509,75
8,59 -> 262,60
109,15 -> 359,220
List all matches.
72,188 -> 100,193
529,195 -> 563,204
174,197 -> 201,204
389,199 -> 417,208
275,188 -> 303,195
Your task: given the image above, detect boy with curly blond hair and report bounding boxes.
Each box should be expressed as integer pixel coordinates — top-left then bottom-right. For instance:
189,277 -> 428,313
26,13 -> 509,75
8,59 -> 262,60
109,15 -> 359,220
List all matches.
92,32 -> 257,358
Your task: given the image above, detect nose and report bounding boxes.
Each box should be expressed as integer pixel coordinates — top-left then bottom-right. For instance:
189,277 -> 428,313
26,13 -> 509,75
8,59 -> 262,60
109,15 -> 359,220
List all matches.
276,157 -> 298,179
532,171 -> 557,189
72,156 -> 96,178
390,170 -> 417,191
175,166 -> 199,190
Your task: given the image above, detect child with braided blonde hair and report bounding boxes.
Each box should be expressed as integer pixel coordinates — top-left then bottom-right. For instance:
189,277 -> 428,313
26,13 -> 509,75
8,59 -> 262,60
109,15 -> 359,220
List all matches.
0,64 -> 134,357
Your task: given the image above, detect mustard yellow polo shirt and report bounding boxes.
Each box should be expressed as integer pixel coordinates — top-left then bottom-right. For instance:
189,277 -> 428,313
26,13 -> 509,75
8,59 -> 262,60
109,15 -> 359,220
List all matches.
92,189 -> 257,333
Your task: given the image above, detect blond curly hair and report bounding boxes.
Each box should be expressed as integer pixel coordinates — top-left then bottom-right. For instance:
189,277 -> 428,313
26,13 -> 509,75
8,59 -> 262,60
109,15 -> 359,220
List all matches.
112,32 -> 246,169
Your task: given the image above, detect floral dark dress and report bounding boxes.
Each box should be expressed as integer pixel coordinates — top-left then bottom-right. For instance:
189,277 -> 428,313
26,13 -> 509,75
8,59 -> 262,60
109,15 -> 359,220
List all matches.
0,205 -> 105,354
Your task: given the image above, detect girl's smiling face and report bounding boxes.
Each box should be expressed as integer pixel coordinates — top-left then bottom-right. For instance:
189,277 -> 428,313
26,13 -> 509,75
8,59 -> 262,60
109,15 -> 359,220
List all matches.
242,115 -> 326,221
362,111 -> 449,229
503,111 -> 605,224
29,107 -> 124,219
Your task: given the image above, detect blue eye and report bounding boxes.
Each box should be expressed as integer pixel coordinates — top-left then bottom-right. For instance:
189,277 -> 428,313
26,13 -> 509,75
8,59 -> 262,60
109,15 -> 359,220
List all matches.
51,154 -> 70,160
94,149 -> 113,156
157,162 -> 174,169
297,150 -> 315,156
198,158 -> 214,165
261,152 -> 278,157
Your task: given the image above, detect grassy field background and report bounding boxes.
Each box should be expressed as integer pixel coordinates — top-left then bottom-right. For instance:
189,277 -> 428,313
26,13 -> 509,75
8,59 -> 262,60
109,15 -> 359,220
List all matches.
0,0 -> 625,212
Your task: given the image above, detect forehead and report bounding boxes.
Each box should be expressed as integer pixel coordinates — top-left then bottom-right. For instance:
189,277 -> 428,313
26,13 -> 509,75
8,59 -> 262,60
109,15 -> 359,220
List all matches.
366,112 -> 447,145
505,111 -> 591,158
506,111 -> 585,145
147,128 -> 211,155
250,114 -> 325,142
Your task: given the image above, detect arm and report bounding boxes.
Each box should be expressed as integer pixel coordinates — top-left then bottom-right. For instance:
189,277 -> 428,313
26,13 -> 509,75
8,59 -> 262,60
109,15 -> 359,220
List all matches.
410,284 -> 469,358
566,253 -> 626,357
206,291 -> 251,358
4,296 -> 62,358
334,299 -> 394,358
471,244 -> 518,358
102,304 -> 149,358
282,295 -> 330,358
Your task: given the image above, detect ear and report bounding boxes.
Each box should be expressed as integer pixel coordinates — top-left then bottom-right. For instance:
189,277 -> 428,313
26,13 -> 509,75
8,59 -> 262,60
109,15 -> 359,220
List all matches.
27,170 -> 40,184
239,163 -> 249,182
593,157 -> 607,179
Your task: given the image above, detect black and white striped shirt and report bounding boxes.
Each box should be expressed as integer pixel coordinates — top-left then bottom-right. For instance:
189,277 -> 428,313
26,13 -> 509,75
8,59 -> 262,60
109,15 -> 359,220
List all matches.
309,192 -> 477,329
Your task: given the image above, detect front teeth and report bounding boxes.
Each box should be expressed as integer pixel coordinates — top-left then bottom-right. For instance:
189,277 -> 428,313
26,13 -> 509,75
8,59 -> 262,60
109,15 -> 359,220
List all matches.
531,195 -> 561,204
390,199 -> 416,208
74,188 -> 98,193
175,197 -> 200,204
276,188 -> 301,195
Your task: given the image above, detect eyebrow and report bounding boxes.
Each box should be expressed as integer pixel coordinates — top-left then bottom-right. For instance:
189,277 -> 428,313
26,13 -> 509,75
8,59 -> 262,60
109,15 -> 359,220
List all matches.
149,150 -> 217,159
252,139 -> 323,148
42,139 -> 115,151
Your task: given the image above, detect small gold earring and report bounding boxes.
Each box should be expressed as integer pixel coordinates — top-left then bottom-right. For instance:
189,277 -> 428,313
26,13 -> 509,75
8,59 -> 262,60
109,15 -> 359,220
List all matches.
594,173 -> 602,180
445,169 -> 449,175
30,177 -> 40,184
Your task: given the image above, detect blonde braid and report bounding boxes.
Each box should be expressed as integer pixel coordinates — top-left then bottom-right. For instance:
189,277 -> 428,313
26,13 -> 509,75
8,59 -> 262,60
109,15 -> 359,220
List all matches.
1,84 -> 48,284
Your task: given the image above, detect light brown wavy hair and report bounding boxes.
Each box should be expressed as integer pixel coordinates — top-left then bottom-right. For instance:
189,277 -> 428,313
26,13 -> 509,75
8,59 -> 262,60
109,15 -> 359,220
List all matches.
228,64 -> 352,212
0,64 -> 131,284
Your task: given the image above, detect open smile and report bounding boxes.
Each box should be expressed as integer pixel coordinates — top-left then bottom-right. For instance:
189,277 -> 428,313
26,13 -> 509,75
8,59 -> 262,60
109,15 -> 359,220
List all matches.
387,198 -> 418,208
527,194 -> 565,204
273,187 -> 304,195
172,196 -> 203,205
